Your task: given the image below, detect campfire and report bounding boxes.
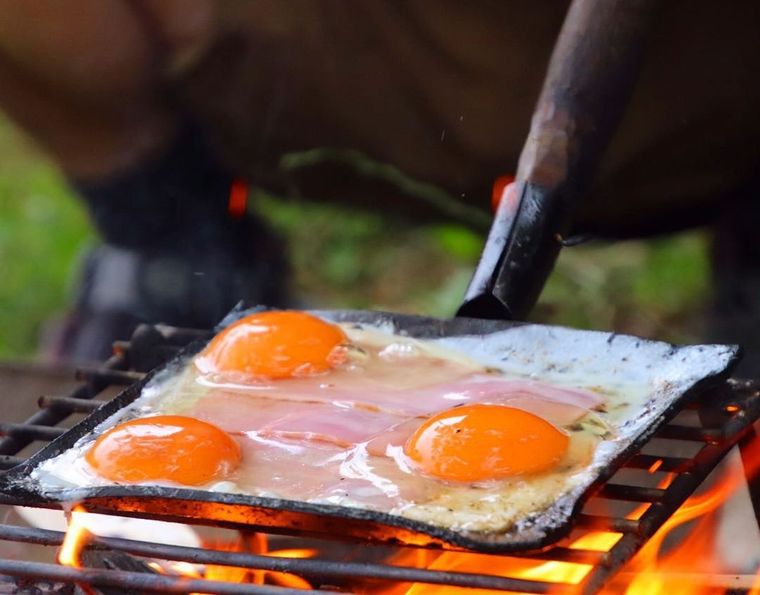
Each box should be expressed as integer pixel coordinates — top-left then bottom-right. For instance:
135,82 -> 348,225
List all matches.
1,324 -> 760,594
52,451 -> 760,594
58,507 -> 316,590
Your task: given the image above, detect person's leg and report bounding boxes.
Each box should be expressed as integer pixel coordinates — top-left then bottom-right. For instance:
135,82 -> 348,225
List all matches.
0,1 -> 289,361
708,191 -> 760,377
53,119 -> 290,362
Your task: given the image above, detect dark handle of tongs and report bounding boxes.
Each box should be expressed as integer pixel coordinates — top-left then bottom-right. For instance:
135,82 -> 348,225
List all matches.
457,0 -> 658,321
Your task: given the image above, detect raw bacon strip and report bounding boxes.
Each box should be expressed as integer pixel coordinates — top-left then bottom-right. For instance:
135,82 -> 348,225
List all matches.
190,389 -> 589,467
187,390 -> 305,431
259,407 -> 404,447
232,436 -> 442,508
198,373 -> 602,417
482,395 -> 589,426
415,376 -> 603,415
188,391 -> 405,447
233,435 -> 345,499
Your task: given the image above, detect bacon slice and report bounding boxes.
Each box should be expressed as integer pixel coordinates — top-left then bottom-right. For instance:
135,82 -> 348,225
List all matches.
233,435 -> 345,499
197,373 -> 602,417
188,391 -> 406,447
188,337 -> 602,454
188,380 -> 592,460
232,437 -> 442,508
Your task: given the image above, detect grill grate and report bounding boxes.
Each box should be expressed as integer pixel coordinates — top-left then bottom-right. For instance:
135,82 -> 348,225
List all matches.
0,324 -> 759,594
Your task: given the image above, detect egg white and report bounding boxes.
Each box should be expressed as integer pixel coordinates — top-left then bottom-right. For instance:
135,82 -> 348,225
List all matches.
31,318 -> 735,542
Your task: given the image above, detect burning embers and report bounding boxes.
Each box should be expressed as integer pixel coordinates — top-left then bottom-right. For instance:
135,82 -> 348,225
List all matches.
53,434 -> 760,595
57,507 -> 317,592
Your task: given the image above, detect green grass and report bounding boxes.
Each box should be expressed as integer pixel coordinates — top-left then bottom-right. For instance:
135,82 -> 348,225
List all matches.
0,115 -> 711,359
0,118 -> 94,358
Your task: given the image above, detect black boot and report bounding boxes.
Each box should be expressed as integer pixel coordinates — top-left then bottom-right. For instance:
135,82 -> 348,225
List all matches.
49,120 -> 289,362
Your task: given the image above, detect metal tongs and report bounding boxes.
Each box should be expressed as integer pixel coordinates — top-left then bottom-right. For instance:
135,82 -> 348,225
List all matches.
459,0 -> 659,321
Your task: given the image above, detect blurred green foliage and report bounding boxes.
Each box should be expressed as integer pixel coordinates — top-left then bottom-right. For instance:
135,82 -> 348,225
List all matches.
258,193 -> 710,343
536,234 -> 709,342
0,119 -> 93,358
0,116 -> 711,359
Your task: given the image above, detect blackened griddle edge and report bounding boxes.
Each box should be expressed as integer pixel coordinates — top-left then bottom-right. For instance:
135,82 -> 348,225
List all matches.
0,310 -> 741,554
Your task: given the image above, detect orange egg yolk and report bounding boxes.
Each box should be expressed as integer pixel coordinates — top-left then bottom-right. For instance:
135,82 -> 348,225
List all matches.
85,415 -> 241,486
404,404 -> 569,482
195,311 -> 348,380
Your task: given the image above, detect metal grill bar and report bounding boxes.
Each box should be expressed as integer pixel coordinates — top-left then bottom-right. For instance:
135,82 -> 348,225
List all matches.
0,422 -> 66,441
575,388 -> 760,595
0,558 -> 336,595
740,428 -> 760,526
623,454 -> 692,473
655,425 -> 721,443
576,515 -> 641,533
37,395 -> 103,413
0,352 -> 127,457
596,484 -> 666,502
75,368 -> 144,385
0,524 -> 573,594
1,325 -> 759,594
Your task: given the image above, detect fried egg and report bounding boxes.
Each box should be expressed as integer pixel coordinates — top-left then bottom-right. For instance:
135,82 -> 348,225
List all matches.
404,404 -> 570,482
34,310 -> 620,537
32,308 -> 739,545
195,310 -> 348,380
84,415 -> 241,485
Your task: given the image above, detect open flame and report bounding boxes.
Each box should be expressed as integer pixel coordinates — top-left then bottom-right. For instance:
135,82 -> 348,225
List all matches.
57,505 -> 91,568
58,507 -> 317,590
614,436 -> 760,594
57,437 -> 760,594
147,535 -> 316,592
146,538 -> 316,589
400,438 -> 760,595
192,533 -> 317,589
155,538 -> 317,592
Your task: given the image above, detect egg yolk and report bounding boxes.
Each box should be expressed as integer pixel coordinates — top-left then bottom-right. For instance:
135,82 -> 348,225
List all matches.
404,404 -> 569,482
195,311 -> 348,380
85,415 -> 241,486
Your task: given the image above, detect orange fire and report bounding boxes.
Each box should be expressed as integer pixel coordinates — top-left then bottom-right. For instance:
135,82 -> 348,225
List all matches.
58,505 -> 91,568
195,533 -> 317,589
58,506 -> 98,595
750,568 -> 760,595
399,472 -> 674,594
58,508 -> 316,590
400,436 -> 760,595
56,437 -> 760,594
614,435 -> 760,594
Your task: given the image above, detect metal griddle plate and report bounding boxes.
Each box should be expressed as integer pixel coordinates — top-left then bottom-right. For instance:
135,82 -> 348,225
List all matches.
0,310 -> 741,553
